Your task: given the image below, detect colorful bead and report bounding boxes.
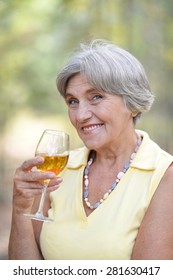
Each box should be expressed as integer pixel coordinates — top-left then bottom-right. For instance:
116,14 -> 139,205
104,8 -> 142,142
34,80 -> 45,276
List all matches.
93,202 -> 101,209
124,162 -> 130,170
130,152 -> 136,160
111,182 -> 117,190
85,201 -> 91,208
117,171 -> 125,179
103,192 -> 109,200
84,168 -> 89,175
84,178 -> 89,186
84,190 -> 89,199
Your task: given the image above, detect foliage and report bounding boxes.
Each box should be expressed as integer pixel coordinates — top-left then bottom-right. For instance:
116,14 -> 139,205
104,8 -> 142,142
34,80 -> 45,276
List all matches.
0,0 -> 173,148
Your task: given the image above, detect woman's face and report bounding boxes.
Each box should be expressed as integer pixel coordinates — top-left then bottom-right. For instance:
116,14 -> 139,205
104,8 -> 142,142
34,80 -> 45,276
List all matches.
65,74 -> 135,151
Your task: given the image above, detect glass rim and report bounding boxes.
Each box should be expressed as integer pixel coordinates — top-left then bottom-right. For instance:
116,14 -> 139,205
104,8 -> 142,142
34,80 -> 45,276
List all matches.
43,129 -> 69,137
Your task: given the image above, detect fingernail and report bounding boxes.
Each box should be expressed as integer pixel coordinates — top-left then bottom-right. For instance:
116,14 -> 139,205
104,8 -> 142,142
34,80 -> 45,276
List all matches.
36,157 -> 44,163
54,185 -> 60,188
48,173 -> 56,178
56,178 -> 63,183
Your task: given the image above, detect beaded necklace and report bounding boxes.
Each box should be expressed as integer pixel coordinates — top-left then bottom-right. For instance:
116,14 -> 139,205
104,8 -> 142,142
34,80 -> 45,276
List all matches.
83,136 -> 142,210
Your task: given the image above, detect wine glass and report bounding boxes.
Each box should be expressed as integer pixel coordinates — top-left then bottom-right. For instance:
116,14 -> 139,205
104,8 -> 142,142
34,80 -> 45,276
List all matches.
23,129 -> 69,222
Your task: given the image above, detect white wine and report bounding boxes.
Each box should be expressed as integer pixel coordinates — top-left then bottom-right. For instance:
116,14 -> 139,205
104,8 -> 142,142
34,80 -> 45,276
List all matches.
23,129 -> 69,221
36,154 -> 69,175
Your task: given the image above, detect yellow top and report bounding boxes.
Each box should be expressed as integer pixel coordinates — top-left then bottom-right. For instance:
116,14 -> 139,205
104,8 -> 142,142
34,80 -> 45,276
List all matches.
40,130 -> 173,260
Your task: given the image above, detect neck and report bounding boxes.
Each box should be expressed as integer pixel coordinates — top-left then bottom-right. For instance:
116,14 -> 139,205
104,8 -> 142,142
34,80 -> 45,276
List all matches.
93,130 -> 138,167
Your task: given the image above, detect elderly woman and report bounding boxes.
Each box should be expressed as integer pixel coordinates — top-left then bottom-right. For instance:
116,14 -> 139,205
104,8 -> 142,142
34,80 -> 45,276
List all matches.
9,40 -> 173,260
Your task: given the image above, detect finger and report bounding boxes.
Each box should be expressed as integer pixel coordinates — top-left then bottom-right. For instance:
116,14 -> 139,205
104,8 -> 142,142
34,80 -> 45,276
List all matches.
16,187 -> 44,199
15,170 -> 56,182
48,177 -> 63,187
20,157 -> 44,172
46,185 -> 60,193
15,181 -> 44,191
19,184 -> 60,197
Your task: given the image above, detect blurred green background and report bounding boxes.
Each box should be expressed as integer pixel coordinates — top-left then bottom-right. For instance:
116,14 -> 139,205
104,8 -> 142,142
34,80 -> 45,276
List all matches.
0,0 -> 173,259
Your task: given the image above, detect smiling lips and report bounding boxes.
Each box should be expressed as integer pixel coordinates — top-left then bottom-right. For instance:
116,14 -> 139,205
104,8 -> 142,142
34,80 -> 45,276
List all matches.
82,124 -> 103,132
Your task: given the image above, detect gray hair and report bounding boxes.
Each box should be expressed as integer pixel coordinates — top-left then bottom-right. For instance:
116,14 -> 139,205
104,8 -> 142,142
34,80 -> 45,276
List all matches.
56,39 -> 154,123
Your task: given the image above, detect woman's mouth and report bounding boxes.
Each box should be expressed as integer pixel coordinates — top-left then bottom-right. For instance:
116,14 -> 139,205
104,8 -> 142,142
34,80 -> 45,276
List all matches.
82,124 -> 103,133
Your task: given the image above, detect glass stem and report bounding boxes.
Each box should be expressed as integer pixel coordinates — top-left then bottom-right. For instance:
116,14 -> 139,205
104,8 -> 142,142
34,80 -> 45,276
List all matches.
36,181 -> 49,216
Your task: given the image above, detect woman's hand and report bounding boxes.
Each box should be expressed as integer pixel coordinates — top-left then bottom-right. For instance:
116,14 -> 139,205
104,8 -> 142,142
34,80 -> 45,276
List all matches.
13,157 -> 62,214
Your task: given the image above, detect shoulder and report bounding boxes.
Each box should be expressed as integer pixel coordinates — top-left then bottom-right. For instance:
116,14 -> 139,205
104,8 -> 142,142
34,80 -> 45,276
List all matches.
132,162 -> 173,259
162,162 -> 173,177
158,162 -> 173,191
154,162 -> 173,206
146,162 -> 173,214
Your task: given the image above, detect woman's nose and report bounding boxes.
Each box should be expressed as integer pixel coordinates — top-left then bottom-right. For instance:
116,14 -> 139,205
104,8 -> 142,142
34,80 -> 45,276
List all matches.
76,104 -> 93,122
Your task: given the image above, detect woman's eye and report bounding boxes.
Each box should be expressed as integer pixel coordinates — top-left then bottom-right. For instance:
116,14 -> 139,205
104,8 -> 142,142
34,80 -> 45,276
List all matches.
66,99 -> 78,106
92,94 -> 103,101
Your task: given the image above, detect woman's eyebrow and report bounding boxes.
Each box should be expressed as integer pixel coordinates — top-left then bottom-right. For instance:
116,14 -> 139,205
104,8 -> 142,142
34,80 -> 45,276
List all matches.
65,88 -> 100,96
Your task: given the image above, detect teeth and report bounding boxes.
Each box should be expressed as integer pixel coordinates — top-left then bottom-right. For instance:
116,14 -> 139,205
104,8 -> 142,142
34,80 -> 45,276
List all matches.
83,125 -> 102,131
